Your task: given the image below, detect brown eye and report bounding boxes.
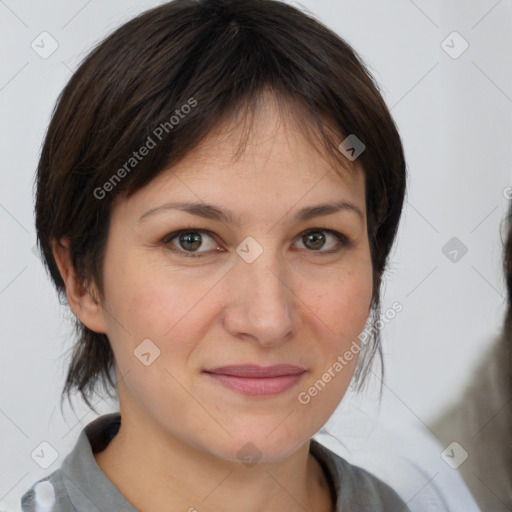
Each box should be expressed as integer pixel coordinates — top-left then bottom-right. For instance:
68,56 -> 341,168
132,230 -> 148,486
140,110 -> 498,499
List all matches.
163,229 -> 220,257
178,231 -> 202,251
296,229 -> 351,254
302,231 -> 326,250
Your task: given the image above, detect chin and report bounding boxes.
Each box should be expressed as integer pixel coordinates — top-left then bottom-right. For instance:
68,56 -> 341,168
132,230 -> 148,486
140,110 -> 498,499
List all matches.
204,429 -> 310,466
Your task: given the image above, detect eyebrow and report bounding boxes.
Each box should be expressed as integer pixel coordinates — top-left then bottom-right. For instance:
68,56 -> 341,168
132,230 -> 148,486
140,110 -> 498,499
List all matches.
138,200 -> 364,224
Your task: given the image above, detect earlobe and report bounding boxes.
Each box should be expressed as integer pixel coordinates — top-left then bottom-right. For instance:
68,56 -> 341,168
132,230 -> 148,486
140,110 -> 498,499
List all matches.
51,237 -> 108,334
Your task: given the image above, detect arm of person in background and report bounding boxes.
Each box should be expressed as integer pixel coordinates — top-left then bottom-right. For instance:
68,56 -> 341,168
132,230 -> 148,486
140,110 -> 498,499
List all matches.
432,333 -> 511,512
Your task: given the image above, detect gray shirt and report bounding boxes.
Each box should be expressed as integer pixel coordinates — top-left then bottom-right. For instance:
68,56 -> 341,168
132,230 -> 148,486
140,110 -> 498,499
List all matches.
20,413 -> 411,512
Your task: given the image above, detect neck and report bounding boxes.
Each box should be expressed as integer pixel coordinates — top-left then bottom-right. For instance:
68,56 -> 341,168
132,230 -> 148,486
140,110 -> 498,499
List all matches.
93,411 -> 334,512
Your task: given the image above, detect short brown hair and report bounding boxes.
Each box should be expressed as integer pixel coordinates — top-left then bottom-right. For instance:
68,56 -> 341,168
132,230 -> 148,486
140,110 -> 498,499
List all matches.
34,0 -> 407,413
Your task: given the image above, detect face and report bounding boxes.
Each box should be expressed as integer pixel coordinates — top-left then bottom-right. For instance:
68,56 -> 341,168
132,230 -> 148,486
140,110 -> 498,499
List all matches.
96,99 -> 373,463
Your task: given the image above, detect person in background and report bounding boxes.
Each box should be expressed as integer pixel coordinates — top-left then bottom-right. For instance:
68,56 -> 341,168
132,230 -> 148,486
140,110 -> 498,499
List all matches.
433,205 -> 512,511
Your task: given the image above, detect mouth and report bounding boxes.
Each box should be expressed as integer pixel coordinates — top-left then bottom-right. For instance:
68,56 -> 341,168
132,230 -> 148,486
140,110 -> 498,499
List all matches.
203,364 -> 306,397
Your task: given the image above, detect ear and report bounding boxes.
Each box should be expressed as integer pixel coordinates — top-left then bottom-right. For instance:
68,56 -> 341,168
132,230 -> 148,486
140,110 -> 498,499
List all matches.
52,237 -> 108,334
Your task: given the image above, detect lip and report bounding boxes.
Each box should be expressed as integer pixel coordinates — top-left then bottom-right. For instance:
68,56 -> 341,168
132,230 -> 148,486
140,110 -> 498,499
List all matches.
205,364 -> 305,378
203,365 -> 306,397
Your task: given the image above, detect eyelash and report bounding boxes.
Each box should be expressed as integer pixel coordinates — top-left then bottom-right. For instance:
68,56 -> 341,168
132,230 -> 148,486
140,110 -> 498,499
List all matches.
161,227 -> 352,258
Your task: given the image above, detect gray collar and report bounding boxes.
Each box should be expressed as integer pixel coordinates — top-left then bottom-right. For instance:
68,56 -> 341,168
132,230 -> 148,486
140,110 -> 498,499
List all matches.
60,413 -> 342,511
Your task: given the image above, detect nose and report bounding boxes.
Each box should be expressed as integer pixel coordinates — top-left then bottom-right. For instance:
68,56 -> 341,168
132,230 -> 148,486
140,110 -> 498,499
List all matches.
222,245 -> 297,347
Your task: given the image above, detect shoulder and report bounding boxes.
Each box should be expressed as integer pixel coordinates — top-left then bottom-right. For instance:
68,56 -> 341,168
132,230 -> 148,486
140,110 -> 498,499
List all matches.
310,439 -> 411,511
340,459 -> 411,509
20,470 -> 75,512
20,412 -> 122,512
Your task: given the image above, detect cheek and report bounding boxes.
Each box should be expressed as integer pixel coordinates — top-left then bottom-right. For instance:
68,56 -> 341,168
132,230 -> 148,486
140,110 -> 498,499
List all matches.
104,258 -> 221,372
103,274 -> 211,402
123,281 -> 208,345
297,265 -> 373,415
103,247 -> 195,331
307,262 -> 373,346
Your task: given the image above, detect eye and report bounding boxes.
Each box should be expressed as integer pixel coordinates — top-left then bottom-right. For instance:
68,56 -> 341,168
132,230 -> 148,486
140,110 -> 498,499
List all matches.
161,227 -> 352,258
294,228 -> 351,254
162,229 -> 220,257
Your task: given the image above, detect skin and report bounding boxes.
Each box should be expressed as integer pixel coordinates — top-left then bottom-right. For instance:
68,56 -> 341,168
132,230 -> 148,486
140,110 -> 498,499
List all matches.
53,95 -> 373,512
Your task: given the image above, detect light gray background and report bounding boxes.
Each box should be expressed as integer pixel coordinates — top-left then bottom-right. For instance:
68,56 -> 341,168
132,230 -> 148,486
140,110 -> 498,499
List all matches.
1,0 -> 511,510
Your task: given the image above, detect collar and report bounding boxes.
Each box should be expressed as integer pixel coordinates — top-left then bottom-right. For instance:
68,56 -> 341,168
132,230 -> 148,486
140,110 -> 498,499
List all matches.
61,413 -> 339,511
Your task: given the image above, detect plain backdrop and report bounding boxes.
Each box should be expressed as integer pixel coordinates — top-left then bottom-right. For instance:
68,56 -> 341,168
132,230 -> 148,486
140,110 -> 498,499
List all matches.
1,0 -> 511,510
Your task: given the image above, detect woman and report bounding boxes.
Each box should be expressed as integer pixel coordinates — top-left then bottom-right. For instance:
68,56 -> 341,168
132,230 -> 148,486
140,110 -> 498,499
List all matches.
21,0 -> 409,510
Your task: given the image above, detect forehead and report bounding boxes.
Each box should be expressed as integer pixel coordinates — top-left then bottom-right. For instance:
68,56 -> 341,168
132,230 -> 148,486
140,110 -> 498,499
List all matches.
182,94 -> 358,174
114,98 -> 366,224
